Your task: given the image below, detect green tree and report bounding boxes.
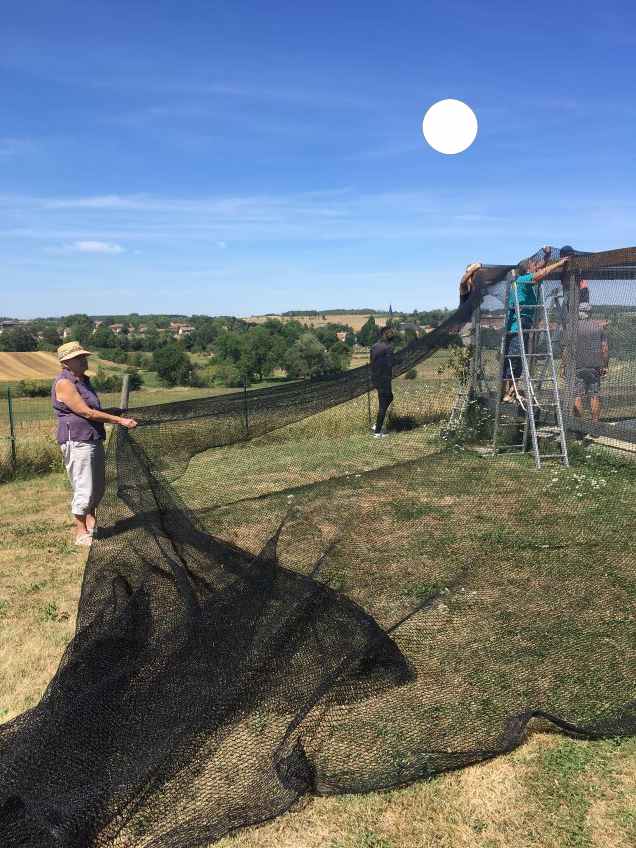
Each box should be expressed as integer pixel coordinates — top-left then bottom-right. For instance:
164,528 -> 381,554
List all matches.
314,323 -> 353,348
191,317 -> 220,351
40,324 -> 62,347
328,340 -> 352,371
144,328 -> 162,351
241,326 -> 277,382
68,317 -> 94,347
152,344 -> 192,387
215,330 -> 244,365
284,333 -> 333,380
358,316 -> 379,347
0,326 -> 38,352
215,362 -> 244,388
93,324 -> 116,348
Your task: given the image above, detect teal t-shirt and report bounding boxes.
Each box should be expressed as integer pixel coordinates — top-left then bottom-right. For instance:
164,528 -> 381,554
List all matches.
507,273 -> 537,332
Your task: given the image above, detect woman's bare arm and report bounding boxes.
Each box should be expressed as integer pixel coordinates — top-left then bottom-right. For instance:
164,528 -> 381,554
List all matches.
532,257 -> 569,283
55,380 -> 137,428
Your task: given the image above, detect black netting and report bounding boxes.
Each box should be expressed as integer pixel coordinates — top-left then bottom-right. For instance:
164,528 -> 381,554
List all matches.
1,248 -> 635,847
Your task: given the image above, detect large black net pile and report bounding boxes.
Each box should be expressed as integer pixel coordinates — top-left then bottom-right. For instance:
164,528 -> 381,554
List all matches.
1,249 -> 635,847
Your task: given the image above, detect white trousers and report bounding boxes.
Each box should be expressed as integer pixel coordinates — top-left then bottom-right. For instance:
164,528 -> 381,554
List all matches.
61,440 -> 106,516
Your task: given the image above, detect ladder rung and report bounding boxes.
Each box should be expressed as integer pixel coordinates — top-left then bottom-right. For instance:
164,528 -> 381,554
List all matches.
538,453 -> 567,459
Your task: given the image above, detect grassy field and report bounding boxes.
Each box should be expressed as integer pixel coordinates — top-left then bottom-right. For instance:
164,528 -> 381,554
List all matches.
1,353 -> 634,847
1,431 -> 634,846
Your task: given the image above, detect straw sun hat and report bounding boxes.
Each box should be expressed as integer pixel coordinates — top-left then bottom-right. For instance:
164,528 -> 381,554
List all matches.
57,341 -> 93,362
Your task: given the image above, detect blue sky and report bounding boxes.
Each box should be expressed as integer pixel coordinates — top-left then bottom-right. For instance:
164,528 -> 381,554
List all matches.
2,0 -> 635,318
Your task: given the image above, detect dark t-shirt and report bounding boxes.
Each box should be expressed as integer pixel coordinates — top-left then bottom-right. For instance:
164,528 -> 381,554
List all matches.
370,340 -> 393,386
563,321 -> 608,370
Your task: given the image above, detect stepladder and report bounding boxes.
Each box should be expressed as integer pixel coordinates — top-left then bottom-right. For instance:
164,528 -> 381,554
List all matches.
492,277 -> 569,469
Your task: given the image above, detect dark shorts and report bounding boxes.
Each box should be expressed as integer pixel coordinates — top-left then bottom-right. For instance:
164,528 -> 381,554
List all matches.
575,368 -> 601,397
503,334 -> 524,380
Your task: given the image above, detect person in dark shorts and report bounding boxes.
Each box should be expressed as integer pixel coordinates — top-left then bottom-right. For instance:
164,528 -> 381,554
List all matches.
568,303 -> 609,425
370,326 -> 396,437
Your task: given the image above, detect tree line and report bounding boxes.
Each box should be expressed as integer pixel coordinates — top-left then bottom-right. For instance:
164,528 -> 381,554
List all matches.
0,309 -> 460,390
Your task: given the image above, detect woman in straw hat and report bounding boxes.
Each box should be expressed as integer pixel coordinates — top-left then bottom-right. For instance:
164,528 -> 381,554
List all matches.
52,341 -> 138,546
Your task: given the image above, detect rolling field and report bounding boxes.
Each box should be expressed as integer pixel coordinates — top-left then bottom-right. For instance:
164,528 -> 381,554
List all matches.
0,350 -> 133,387
0,351 -> 62,381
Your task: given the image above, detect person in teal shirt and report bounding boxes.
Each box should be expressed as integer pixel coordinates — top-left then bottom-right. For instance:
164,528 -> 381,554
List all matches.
502,255 -> 569,402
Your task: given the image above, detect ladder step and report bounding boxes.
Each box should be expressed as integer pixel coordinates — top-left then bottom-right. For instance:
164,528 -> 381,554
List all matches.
537,453 -> 567,459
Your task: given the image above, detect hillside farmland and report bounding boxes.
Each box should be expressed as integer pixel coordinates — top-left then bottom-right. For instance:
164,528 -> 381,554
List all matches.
0,352 -> 61,381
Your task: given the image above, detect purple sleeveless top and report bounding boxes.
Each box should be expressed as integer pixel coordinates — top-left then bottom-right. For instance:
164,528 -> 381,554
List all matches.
51,369 -> 106,444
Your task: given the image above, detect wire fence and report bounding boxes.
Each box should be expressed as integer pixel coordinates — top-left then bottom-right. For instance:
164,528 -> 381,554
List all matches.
0,388 -> 120,477
0,378 -> 335,477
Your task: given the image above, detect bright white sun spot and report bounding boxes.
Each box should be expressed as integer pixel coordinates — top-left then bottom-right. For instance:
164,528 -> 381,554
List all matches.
422,99 -> 478,155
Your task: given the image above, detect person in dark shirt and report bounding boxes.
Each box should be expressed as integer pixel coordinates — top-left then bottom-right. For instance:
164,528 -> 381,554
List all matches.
563,303 -> 609,425
556,245 -> 590,328
370,326 -> 396,437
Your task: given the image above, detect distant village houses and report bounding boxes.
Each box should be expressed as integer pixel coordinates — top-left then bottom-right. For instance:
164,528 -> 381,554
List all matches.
170,322 -> 194,337
0,319 -> 27,334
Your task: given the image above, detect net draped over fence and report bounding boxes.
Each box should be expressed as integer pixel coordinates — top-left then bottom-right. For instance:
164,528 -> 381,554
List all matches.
1,247 -> 635,847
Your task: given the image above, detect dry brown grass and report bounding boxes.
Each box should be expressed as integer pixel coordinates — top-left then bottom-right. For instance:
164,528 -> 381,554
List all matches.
0,351 -> 61,381
1,461 -> 634,848
0,473 -> 85,721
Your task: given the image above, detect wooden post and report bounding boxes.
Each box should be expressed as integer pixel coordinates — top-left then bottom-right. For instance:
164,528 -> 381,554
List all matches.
7,386 -> 17,471
119,374 -> 130,412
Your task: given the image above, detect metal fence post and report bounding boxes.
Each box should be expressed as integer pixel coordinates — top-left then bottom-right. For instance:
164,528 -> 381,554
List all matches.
366,356 -> 372,431
7,386 -> 17,471
242,377 -> 249,436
